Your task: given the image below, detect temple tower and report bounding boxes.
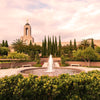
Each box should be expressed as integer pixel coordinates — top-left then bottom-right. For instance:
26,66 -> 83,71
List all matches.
21,22 -> 34,45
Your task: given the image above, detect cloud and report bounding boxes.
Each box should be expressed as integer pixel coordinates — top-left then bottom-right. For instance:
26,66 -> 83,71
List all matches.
0,0 -> 100,44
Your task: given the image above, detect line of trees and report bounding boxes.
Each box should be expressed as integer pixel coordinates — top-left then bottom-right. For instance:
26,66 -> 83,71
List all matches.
61,39 -> 98,66
12,39 -> 41,60
62,39 -> 95,56
0,40 -> 9,56
42,36 -> 61,57
1,40 -> 8,47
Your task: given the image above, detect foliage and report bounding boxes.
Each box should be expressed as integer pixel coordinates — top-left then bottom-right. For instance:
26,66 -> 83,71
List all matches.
1,71 -> 100,100
42,40 -> 44,57
73,47 -> 97,66
61,45 -> 70,56
61,39 -> 77,59
12,39 -> 41,60
12,39 -> 25,53
74,39 -> 77,50
91,39 -> 94,49
5,40 -> 8,47
0,74 -> 23,100
55,36 -> 57,56
34,63 -> 42,67
28,51 -> 35,60
35,51 -> 40,64
1,40 -> 8,47
95,46 -> 100,54
61,55 -> 70,66
43,36 -> 47,56
29,40 -> 32,46
48,36 -> 50,56
61,55 -> 66,65
0,47 -> 9,56
1,40 -> 5,47
58,36 -> 61,57
42,36 -> 61,57
79,40 -> 90,49
7,52 -> 30,60
69,40 -> 73,51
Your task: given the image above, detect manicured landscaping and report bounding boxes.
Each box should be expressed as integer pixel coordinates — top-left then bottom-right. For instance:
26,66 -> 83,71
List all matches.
0,70 -> 100,100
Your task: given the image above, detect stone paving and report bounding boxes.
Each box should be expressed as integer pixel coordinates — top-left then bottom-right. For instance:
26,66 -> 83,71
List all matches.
0,66 -> 100,78
0,67 -> 33,78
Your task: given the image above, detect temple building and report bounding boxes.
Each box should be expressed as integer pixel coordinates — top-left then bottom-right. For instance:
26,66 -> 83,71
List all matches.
20,22 -> 100,47
21,22 -> 34,45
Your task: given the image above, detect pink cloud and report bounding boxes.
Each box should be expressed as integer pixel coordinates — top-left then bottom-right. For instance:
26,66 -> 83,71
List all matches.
0,0 -> 100,44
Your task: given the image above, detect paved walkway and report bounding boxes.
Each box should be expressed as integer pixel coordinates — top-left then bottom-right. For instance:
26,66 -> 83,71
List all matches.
0,66 -> 100,78
0,67 -> 33,78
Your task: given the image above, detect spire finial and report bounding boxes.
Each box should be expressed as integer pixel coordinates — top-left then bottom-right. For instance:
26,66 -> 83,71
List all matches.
26,19 -> 29,23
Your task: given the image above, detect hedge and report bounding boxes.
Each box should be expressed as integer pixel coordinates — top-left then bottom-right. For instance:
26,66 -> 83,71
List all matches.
0,70 -> 100,100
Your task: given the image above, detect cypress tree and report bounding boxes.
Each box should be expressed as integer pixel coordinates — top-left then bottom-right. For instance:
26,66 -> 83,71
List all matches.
55,36 -> 57,56
44,36 -> 47,56
6,40 -> 8,47
29,40 -> 32,46
70,40 -> 72,47
4,40 -> 8,47
51,38 -> 53,55
49,37 -> 51,55
74,39 -> 77,50
91,39 -> 94,49
2,40 -> 5,47
52,36 -> 55,56
70,40 -> 73,53
48,36 -> 50,56
59,36 -> 61,57
42,40 -> 44,57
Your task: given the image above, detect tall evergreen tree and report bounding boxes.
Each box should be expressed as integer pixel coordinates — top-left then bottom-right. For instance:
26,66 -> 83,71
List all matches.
58,36 -> 61,57
70,40 -> 72,47
49,37 -> 51,55
48,36 -> 50,56
2,40 -> 5,47
42,40 -> 44,57
52,36 -> 55,55
44,36 -> 47,56
29,40 -> 32,46
42,36 -> 60,57
3,40 -> 8,47
70,40 -> 73,53
55,36 -> 57,56
74,39 -> 77,50
91,39 -> 94,49
51,38 -> 53,55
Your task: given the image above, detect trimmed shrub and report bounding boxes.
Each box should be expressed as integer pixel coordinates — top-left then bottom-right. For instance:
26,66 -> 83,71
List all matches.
0,70 -> 100,100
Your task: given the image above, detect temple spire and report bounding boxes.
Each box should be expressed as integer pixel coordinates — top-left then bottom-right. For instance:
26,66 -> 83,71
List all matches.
26,19 -> 29,23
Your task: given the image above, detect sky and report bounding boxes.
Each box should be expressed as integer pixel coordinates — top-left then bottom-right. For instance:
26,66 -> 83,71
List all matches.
0,0 -> 100,44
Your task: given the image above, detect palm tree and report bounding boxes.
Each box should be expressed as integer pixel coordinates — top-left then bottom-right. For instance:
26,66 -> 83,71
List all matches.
12,39 -> 26,53
79,40 -> 90,49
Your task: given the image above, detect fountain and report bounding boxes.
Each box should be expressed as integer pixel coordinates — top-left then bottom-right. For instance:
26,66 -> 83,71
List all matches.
46,54 -> 54,72
20,55 -> 82,76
